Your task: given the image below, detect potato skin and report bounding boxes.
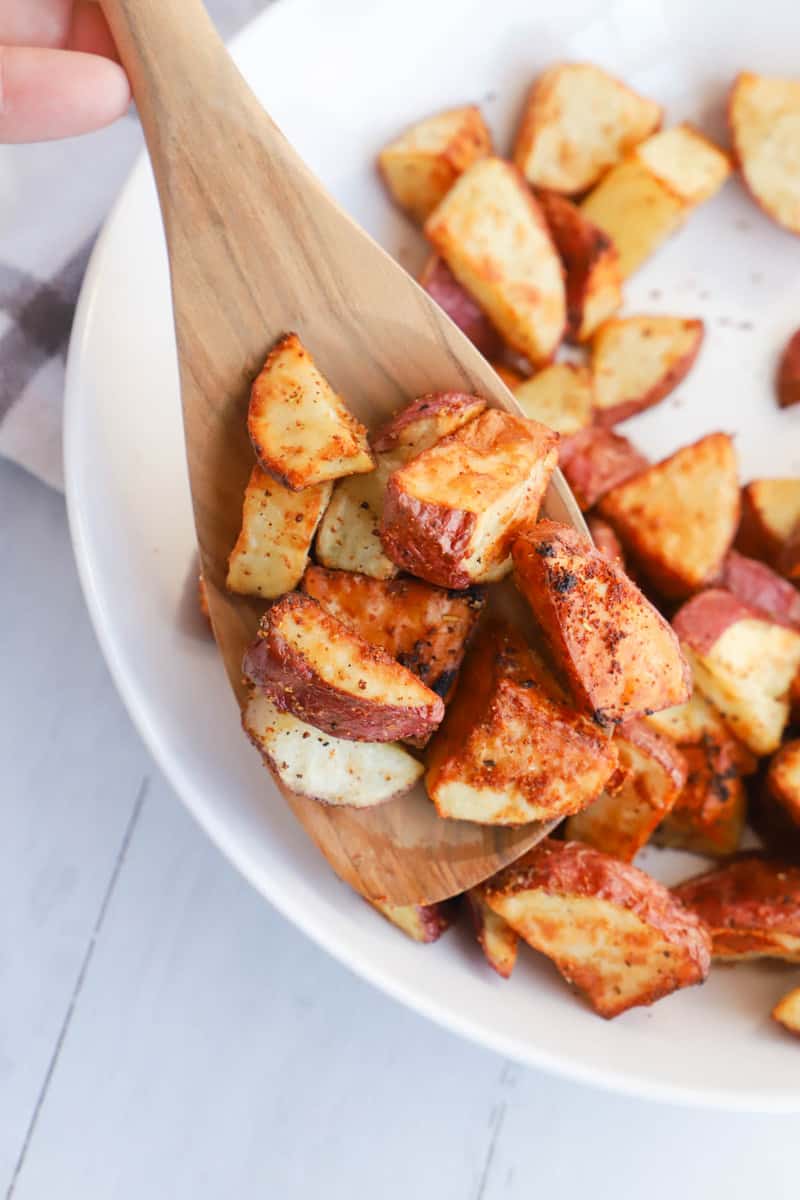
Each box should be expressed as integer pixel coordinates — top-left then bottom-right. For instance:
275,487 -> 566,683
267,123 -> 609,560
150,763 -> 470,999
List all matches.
419,257 -> 502,359
587,515 -> 625,567
559,427 -> 648,512
538,190 -> 622,342
671,588 -> 759,656
590,315 -> 704,427
369,898 -> 454,942
735,478 -> 800,568
779,520 -> 800,584
467,887 -> 519,978
777,329 -> 800,409
717,551 -> 800,629
371,391 -> 486,456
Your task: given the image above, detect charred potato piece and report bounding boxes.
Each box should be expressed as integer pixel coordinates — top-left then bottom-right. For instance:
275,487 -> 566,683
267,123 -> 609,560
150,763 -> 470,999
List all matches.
302,565 -> 485,703
587,515 -> 625,568
424,157 -> 566,365
559,426 -> 648,512
766,739 -> 800,828
371,392 -> 486,457
248,333 -> 373,490
776,328 -> 800,409
425,621 -> 619,826
513,363 -> 593,436
484,839 -> 711,1018
381,409 -> 558,589
591,315 -> 704,426
513,520 -> 690,724
736,477 -> 800,568
419,257 -> 502,359
227,466 -> 332,599
467,887 -> 519,978
773,987 -> 800,1037
514,63 -> 661,195
599,433 -> 740,598
728,73 -> 800,235
718,550 -> 800,629
674,856 -> 800,961
538,190 -> 622,341
368,898 -> 454,942
378,106 -> 492,224
243,593 -> 444,742
243,692 -> 423,807
566,720 -> 687,860
653,736 -> 747,857
673,588 -> 800,755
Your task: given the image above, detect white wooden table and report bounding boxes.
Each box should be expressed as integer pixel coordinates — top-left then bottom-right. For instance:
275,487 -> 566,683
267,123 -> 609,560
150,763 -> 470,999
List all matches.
2,456 -> 798,1198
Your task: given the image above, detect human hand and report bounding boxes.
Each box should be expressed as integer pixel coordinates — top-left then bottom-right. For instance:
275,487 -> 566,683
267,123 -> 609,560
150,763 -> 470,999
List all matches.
1,1 -> 130,143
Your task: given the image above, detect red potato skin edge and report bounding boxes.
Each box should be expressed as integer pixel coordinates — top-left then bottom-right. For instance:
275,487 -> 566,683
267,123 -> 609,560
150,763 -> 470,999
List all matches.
371,391 -> 486,454
560,428 -> 649,512
717,551 -> 800,629
674,855 -> 800,944
380,479 -> 479,590
537,190 -> 619,343
672,588 -> 763,656
776,329 -> 800,409
419,258 -> 503,361
592,322 -> 705,428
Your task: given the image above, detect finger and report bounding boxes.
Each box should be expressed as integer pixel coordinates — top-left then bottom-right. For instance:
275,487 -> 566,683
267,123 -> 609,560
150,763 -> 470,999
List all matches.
0,46 -> 130,143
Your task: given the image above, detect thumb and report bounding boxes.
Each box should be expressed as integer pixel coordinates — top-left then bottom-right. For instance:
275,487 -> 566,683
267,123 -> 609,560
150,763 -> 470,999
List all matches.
0,44 -> 130,143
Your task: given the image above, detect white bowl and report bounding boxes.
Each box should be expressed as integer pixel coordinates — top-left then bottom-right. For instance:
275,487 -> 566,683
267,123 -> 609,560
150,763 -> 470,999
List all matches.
65,0 -> 800,1110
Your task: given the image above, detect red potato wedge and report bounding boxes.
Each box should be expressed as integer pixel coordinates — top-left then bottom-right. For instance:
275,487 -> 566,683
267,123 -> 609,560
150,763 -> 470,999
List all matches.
776,328 -> 800,409
598,433 -> 740,598
247,333 -> 373,491
378,106 -> 492,224
513,521 -> 690,725
773,987 -> 800,1037
718,550 -> 800,629
559,427 -> 648,512
419,257 -> 502,359
653,737 -> 747,858
243,593 -> 444,742
587,515 -> 625,568
728,73 -> 800,236
581,124 -> 731,278
484,839 -> 711,1018
425,621 -> 619,826
591,315 -> 704,426
673,588 -> 800,755
227,466 -> 332,599
301,565 -> 485,703
674,856 -> 800,961
766,739 -> 800,828
368,898 -> 454,942
381,409 -> 558,589
514,64 -> 661,195
537,190 -> 622,341
243,692 -> 424,808
566,720 -> 687,861
467,887 -> 519,978
513,364 -> 593,436
371,392 -> 486,457
646,684 -> 758,777
424,157 -> 566,366
736,477 -> 800,568
778,520 -> 800,583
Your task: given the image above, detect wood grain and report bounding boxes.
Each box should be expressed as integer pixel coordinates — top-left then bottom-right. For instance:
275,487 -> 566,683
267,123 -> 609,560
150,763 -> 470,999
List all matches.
98,0 -> 587,904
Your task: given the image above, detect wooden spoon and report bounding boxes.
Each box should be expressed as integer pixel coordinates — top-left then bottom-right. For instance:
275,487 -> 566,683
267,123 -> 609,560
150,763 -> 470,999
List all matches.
99,0 -> 586,905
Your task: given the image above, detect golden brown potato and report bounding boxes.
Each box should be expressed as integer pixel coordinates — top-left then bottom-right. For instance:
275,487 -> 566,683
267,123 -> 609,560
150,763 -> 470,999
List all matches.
674,856 -> 800,962
513,364 -> 593,436
513,520 -> 690,725
301,565 -> 485,703
766,739 -> 800,828
538,190 -> 623,341
243,594 -> 444,742
467,886 -> 519,978
247,333 -> 373,490
368,898 -> 454,942
419,256 -> 502,359
581,125 -> 731,277
653,737 -> 747,858
591,315 -> 704,426
776,329 -> 800,409
599,433 -> 740,598
773,987 -> 800,1037
718,550 -> 800,629
381,409 -> 558,588
425,621 -> 619,826
514,64 -> 661,195
227,466 -> 332,599
424,157 -> 566,365
371,392 -> 486,457
378,106 -> 492,224
673,588 -> 800,755
736,477 -> 800,568
484,839 -> 711,1018
586,515 -> 625,568
559,426 -> 648,512
646,687 -> 758,775
728,73 -> 800,235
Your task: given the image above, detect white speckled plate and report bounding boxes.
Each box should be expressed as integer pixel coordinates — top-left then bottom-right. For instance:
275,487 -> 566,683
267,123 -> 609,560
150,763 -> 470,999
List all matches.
65,0 -> 800,1110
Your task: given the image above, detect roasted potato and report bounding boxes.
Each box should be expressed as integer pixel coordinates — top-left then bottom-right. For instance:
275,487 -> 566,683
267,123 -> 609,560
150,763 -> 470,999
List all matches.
646,688 -> 758,775
538,190 -> 622,341
717,550 -> 800,629
301,565 -> 485,703
368,898 -> 454,942
467,886 -> 519,978
765,739 -> 800,828
566,720 -> 687,861
378,106 -> 492,224
371,392 -> 486,457
599,433 -> 740,598
243,593 -> 444,742
425,621 -> 619,826
587,515 -> 625,568
513,363 -> 593,436
674,856 -> 800,962
381,409 -> 558,588
591,315 -> 704,426
653,736 -> 747,857
424,157 -> 566,365
484,839 -> 711,1018
581,124 -> 731,277
736,477 -> 800,568
513,520 -> 690,724
779,520 -> 800,584
673,588 -> 800,755
247,333 -> 373,490
773,987 -> 800,1037
514,64 -> 661,195
419,256 -> 502,359
728,72 -> 800,235
227,466 -> 332,598
776,328 -> 800,409
559,426 -> 648,511
243,692 -> 423,807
